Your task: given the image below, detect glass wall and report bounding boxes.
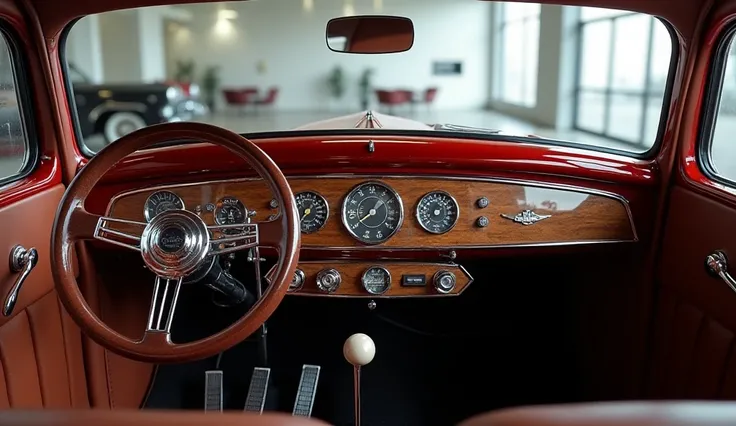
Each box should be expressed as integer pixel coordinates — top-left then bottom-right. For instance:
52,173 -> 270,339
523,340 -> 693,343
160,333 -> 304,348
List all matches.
574,8 -> 672,146
494,3 -> 540,107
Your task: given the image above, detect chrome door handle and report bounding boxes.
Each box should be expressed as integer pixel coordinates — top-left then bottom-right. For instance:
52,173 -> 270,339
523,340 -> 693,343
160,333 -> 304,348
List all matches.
706,250 -> 736,294
4,245 -> 38,316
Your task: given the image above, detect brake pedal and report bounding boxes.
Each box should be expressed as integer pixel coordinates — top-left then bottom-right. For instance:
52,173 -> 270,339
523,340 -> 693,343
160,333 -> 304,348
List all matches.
204,370 -> 223,412
292,364 -> 320,417
244,367 -> 271,414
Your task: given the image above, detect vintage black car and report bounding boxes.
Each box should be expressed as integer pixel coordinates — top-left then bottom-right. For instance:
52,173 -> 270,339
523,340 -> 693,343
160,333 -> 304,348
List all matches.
68,63 -> 208,149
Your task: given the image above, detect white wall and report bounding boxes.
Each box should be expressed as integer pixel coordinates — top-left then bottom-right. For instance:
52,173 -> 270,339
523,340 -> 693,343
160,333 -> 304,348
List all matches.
66,15 -> 104,83
167,0 -> 492,111
99,11 -> 142,83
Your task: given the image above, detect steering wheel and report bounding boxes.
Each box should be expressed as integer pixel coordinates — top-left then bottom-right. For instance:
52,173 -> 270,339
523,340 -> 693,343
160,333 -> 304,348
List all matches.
51,122 -> 301,363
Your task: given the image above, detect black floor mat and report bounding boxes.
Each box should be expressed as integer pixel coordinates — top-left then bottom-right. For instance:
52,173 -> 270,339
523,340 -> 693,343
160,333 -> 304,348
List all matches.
143,259 -> 581,425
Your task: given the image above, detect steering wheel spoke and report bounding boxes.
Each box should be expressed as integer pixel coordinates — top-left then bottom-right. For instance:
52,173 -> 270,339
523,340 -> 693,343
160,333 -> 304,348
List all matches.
146,276 -> 183,335
68,207 -> 146,252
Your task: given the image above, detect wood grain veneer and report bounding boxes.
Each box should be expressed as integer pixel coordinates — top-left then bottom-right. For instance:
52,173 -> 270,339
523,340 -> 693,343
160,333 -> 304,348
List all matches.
106,176 -> 637,249
277,261 -> 472,297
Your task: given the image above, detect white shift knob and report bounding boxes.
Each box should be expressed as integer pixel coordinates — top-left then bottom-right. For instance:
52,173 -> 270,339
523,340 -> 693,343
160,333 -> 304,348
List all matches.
343,333 -> 376,366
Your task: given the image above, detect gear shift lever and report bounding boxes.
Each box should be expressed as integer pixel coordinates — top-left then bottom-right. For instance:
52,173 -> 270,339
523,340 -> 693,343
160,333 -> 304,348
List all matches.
343,333 -> 375,426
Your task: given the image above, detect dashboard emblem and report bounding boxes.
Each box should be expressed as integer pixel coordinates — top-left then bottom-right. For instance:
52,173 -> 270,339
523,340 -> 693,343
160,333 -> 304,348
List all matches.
500,210 -> 551,226
158,227 -> 187,253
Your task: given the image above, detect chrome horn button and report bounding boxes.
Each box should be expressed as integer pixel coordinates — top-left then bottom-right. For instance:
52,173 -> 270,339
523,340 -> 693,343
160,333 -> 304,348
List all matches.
140,210 -> 210,279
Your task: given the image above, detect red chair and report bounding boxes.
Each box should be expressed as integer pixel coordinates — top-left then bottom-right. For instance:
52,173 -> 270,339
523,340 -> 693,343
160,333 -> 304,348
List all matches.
222,88 -> 259,115
375,89 -> 411,114
254,87 -> 279,114
424,87 -> 438,107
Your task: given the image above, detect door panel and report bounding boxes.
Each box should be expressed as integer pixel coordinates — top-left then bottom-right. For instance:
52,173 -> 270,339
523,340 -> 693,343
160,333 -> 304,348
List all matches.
649,186 -> 736,399
0,185 -> 89,408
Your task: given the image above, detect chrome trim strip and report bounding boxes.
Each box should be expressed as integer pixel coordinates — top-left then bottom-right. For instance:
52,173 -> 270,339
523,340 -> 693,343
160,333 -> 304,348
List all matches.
106,174 -> 639,249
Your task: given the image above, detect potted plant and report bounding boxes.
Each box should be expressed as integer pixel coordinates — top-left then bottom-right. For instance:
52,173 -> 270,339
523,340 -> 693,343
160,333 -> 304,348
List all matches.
174,59 -> 196,84
201,66 -> 221,112
358,68 -> 374,110
327,66 -> 345,110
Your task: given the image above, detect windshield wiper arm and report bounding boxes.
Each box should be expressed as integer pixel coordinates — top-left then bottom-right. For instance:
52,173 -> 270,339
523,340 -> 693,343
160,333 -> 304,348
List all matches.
433,123 -> 502,134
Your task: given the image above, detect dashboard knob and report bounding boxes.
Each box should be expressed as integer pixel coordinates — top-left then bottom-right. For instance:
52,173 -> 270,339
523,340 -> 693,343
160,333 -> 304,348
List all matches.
316,268 -> 342,293
289,269 -> 306,292
476,197 -> 489,208
433,270 -> 456,294
476,216 -> 489,228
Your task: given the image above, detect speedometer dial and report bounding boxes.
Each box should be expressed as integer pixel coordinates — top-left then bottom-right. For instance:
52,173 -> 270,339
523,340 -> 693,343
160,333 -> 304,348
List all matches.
296,191 -> 329,234
342,181 -> 404,244
416,191 -> 459,234
144,190 -> 185,222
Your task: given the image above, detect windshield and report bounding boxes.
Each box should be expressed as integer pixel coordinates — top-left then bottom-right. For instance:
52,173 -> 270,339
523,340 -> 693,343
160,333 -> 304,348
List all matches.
64,1 -> 674,156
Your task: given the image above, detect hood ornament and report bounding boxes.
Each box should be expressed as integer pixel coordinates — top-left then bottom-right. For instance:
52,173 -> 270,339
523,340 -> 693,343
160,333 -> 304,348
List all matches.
354,110 -> 383,129
501,210 -> 552,226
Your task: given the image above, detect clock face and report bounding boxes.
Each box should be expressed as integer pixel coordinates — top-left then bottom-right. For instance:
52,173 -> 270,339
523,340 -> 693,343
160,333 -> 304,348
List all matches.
342,181 -> 404,244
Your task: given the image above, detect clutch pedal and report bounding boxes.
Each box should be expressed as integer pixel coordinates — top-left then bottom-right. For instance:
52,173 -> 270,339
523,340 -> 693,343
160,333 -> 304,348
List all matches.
244,367 -> 271,414
292,364 -> 321,417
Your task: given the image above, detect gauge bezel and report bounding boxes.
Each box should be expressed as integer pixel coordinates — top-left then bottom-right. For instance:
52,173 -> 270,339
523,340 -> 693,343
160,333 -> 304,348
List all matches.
415,190 -> 460,235
341,181 -> 405,245
295,191 -> 330,234
144,190 -> 185,222
214,196 -> 247,225
361,265 -> 392,295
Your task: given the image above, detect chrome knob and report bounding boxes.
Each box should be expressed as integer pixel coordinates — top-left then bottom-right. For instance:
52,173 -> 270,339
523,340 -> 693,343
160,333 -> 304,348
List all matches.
289,269 -> 306,292
433,270 -> 456,294
316,268 -> 341,293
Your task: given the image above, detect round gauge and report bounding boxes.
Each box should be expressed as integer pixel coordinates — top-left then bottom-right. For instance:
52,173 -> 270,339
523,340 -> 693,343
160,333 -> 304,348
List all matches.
416,191 -> 460,234
214,196 -> 247,231
361,266 -> 391,295
295,191 -> 329,234
342,181 -> 404,244
144,190 -> 185,222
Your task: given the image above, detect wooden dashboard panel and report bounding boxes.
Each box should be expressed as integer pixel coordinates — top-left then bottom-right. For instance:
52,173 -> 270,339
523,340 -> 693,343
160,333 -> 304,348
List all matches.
106,176 -> 637,249
275,261 -> 472,297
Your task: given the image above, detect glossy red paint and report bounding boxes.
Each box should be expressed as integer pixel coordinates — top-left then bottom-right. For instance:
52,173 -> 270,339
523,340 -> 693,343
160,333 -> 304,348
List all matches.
88,135 -> 657,185
681,6 -> 736,207
0,0 -> 63,209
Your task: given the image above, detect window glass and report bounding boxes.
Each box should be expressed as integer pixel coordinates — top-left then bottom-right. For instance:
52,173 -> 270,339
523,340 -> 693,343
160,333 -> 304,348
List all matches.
495,2 -> 540,107
63,1 -> 674,157
0,33 -> 30,183
574,7 -> 671,146
709,38 -> 736,181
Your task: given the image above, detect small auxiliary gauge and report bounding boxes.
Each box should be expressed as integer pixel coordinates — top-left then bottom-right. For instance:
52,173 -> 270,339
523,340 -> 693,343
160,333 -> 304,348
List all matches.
416,191 -> 459,234
214,196 -> 247,233
361,266 -> 391,295
295,191 -> 329,234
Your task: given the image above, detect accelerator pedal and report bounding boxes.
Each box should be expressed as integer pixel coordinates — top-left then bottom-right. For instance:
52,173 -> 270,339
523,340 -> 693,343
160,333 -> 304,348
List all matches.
292,364 -> 321,417
244,367 -> 271,414
204,370 -> 223,412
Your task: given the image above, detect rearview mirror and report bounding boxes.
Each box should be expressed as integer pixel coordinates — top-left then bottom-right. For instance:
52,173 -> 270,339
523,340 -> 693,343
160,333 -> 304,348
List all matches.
326,16 -> 414,54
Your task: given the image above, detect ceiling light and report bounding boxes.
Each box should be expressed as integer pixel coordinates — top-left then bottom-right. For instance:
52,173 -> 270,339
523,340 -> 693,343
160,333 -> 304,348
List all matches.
303,0 -> 314,11
218,9 -> 238,20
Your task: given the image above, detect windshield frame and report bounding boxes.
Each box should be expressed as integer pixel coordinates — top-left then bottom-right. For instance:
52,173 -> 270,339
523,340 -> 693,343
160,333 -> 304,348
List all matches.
58,11 -> 681,161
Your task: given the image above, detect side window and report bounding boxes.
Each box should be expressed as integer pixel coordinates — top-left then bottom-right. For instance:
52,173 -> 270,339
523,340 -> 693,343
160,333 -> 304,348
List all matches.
0,30 -> 32,184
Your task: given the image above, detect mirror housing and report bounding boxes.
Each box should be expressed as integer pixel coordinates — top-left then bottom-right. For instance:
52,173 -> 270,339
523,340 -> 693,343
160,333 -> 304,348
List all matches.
326,16 -> 414,54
